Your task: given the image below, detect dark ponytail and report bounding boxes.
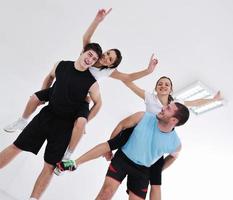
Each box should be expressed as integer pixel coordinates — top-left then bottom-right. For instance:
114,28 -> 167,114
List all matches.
168,94 -> 174,103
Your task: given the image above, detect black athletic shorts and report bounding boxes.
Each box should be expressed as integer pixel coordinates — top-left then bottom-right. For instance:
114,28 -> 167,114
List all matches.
106,150 -> 150,199
107,127 -> 135,151
13,105 -> 80,165
34,88 -> 90,119
107,127 -> 164,186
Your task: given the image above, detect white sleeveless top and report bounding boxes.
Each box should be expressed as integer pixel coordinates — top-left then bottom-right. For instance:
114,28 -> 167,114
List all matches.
89,67 -> 114,81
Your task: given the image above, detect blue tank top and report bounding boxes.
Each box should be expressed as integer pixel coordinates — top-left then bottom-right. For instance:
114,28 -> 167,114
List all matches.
121,112 -> 181,167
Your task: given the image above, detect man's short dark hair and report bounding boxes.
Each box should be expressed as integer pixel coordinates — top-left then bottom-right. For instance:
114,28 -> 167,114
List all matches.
83,43 -> 102,59
174,102 -> 190,126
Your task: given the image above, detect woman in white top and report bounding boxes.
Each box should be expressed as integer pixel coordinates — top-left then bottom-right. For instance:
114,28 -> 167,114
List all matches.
125,76 -> 222,113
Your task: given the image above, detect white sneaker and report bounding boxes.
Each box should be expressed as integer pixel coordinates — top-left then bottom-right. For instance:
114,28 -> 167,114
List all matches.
3,118 -> 28,132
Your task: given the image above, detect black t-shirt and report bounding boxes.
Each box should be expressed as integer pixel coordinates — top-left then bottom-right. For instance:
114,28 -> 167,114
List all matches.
49,61 -> 96,118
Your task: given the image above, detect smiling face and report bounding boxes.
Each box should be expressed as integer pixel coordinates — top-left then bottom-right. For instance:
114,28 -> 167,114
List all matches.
79,50 -> 99,70
157,103 -> 178,124
155,77 -> 173,96
97,49 -> 117,67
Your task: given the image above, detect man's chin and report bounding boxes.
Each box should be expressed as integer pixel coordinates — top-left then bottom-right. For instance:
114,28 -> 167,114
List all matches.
82,64 -> 91,70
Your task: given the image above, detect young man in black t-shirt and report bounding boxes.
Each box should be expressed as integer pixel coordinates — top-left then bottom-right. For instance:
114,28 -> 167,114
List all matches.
0,43 -> 102,200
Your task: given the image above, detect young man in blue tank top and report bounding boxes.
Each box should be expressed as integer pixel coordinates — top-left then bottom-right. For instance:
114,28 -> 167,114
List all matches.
57,102 -> 190,199
0,43 -> 103,200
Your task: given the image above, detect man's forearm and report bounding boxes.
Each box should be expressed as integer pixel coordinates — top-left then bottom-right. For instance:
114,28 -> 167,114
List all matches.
87,102 -> 102,122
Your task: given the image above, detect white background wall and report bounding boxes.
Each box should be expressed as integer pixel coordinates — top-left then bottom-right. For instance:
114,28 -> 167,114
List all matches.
0,0 -> 233,199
